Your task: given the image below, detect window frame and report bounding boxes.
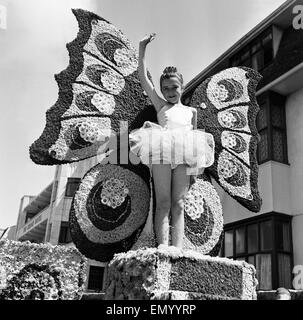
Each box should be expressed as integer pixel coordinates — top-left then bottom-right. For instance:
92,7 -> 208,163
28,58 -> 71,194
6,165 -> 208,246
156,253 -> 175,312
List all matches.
230,27 -> 274,72
256,95 -> 271,164
87,266 -> 105,292
269,92 -> 288,164
58,221 -> 72,244
65,177 -> 81,198
222,212 -> 293,290
256,91 -> 288,165
25,211 -> 35,224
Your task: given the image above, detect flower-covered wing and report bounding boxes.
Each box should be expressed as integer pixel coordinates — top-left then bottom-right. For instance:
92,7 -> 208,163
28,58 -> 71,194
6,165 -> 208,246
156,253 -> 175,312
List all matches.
189,67 -> 262,212
30,9 -> 155,165
183,172 -> 223,255
69,161 -> 152,262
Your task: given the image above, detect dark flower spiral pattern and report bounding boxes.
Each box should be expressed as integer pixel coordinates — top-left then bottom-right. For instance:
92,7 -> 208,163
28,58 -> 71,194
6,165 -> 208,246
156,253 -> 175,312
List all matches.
86,182 -> 131,231
216,79 -> 244,102
95,32 -> 127,63
69,162 -> 151,262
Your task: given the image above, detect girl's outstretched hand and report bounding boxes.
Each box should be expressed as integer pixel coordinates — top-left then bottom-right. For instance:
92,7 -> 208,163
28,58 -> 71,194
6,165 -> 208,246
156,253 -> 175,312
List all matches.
140,33 -> 156,46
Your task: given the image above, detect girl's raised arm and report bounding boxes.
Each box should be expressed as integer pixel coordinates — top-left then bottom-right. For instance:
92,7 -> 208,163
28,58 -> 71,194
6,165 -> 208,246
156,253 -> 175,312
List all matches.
138,34 -> 165,113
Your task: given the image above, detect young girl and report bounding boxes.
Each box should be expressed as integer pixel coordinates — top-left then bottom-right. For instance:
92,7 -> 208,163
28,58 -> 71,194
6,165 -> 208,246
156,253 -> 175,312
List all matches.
129,33 -> 214,249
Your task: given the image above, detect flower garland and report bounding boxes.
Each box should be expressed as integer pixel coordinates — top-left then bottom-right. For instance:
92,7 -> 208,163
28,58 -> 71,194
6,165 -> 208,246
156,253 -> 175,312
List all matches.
0,264 -> 61,300
0,240 -> 87,300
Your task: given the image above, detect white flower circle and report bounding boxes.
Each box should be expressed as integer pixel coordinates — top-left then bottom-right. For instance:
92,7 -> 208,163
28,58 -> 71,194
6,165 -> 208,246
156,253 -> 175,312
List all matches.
184,188 -> 205,220
91,93 -> 115,115
212,84 -> 229,101
100,71 -> 125,95
222,133 -> 237,148
114,48 -> 138,76
78,121 -> 110,144
218,158 -> 237,178
218,111 -> 236,128
101,178 -> 129,209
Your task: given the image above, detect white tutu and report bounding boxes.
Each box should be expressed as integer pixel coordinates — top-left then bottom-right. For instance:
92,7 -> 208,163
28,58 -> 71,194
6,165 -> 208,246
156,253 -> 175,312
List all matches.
129,121 -> 215,175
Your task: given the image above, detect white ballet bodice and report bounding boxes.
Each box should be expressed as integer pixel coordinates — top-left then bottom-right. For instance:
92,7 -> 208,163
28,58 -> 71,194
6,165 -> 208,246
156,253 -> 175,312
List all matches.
157,105 -> 193,130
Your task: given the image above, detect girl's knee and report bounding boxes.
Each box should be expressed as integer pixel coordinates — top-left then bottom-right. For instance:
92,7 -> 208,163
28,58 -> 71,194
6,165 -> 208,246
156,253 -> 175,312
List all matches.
171,198 -> 185,212
156,197 -> 171,212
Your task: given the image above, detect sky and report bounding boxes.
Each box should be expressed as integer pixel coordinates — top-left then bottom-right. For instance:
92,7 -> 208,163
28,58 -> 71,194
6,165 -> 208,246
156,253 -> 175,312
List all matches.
0,0 -> 287,228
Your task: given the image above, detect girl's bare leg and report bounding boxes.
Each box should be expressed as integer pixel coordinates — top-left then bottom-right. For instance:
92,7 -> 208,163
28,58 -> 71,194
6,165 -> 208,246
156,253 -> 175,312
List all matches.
152,164 -> 172,246
171,164 -> 190,248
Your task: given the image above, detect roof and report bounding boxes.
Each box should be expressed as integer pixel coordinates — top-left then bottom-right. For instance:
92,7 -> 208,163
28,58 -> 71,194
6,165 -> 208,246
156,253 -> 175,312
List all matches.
184,0 -> 301,94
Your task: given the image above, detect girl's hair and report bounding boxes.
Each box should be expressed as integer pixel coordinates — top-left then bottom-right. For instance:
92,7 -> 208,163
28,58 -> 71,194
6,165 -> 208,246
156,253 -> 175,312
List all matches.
160,66 -> 184,88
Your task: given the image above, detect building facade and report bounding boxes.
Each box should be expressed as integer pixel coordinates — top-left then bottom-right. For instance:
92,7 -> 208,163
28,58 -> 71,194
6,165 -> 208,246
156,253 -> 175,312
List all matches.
182,0 -> 303,290
0,226 -> 16,240
15,156 -> 107,292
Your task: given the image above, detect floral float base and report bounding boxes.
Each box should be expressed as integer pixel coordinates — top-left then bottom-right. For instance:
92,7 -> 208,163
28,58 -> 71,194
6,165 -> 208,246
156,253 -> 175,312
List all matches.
104,247 -> 258,300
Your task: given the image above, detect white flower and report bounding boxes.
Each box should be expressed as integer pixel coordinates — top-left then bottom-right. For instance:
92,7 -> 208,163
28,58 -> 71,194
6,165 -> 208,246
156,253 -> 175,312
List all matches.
218,158 -> 237,178
184,185 -> 204,220
100,71 -> 125,95
212,84 -> 229,101
218,111 -> 236,128
78,121 -> 110,144
114,48 -> 138,76
222,133 -> 237,148
100,178 -> 129,209
91,92 -> 115,115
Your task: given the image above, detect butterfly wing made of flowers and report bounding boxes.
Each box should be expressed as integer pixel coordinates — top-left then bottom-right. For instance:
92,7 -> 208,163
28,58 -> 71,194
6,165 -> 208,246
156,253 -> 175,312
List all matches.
30,9 -> 152,165
189,67 -> 262,212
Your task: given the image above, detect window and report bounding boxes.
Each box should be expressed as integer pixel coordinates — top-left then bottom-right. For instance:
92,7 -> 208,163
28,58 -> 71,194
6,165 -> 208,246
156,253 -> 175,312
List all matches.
256,91 -> 288,164
25,212 -> 35,224
235,227 -> 245,255
87,266 -> 105,291
230,28 -> 273,71
247,223 -> 258,253
260,220 -> 273,251
222,213 -> 293,290
58,222 -> 72,244
224,230 -> 233,257
65,178 -> 81,197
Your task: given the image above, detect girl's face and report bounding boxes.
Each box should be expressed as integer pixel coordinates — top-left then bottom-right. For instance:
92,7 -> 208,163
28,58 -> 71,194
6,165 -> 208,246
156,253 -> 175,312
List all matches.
161,77 -> 183,104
